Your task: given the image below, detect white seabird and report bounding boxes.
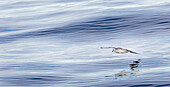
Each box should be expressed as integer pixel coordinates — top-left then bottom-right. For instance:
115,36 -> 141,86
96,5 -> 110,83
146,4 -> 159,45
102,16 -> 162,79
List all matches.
100,47 -> 139,54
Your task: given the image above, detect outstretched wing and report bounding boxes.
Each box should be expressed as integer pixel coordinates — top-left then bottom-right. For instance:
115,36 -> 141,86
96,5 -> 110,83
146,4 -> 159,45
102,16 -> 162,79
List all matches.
127,50 -> 139,54
100,47 -> 116,49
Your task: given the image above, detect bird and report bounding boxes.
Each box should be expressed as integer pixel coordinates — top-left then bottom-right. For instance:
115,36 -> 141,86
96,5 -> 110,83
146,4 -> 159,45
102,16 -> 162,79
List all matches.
100,47 -> 139,54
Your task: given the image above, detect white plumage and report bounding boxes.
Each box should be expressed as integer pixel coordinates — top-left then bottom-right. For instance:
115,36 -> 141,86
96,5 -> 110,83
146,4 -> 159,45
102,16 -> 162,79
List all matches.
100,47 -> 139,54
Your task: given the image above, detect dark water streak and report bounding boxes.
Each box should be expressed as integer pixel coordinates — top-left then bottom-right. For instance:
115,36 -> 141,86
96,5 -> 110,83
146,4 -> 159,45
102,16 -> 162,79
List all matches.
1,13 -> 170,44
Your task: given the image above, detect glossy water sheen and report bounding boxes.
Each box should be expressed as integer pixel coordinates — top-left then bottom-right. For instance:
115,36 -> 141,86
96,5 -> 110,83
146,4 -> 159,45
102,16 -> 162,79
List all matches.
0,0 -> 170,87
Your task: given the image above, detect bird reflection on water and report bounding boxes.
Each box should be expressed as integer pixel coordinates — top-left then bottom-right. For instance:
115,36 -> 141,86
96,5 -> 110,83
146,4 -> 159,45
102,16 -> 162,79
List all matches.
130,59 -> 141,71
105,59 -> 141,80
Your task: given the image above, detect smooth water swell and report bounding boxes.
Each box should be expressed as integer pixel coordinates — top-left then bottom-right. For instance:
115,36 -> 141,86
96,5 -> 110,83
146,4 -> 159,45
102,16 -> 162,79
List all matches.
0,0 -> 170,87
0,0 -> 170,36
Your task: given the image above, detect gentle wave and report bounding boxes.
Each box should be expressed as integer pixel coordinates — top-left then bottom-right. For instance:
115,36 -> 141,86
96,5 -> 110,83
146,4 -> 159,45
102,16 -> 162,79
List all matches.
0,0 -> 170,37
0,0 -> 170,87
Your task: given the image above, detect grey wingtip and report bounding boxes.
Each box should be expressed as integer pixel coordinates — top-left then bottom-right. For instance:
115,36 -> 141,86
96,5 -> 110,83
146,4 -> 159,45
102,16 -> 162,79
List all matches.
133,52 -> 140,54
128,50 -> 139,54
100,47 -> 104,49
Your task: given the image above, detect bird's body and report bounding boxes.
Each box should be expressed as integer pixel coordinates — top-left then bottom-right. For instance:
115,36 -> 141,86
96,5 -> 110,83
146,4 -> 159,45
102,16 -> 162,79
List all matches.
100,47 -> 139,54
113,48 -> 128,54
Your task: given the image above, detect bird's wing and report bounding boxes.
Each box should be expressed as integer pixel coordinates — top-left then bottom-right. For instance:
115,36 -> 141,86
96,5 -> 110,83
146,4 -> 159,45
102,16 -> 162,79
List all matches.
127,50 -> 139,54
100,47 -> 116,49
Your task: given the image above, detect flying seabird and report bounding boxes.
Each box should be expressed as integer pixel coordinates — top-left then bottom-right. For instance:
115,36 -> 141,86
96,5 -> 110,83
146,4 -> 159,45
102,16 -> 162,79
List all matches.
100,47 -> 139,54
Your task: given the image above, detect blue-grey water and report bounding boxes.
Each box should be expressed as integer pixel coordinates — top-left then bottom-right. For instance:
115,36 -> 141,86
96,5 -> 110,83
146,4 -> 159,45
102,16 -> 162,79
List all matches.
0,0 -> 170,87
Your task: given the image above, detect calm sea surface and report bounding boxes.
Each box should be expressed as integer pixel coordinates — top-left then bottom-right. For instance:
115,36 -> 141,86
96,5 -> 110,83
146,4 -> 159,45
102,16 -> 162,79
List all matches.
0,0 -> 170,87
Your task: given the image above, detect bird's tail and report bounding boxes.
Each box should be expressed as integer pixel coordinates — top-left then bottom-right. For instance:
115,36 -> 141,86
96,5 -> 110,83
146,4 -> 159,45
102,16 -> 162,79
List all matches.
100,47 -> 115,49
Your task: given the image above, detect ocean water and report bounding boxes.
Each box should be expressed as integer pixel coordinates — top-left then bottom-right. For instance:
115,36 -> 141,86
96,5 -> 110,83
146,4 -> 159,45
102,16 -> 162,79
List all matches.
0,0 -> 170,87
